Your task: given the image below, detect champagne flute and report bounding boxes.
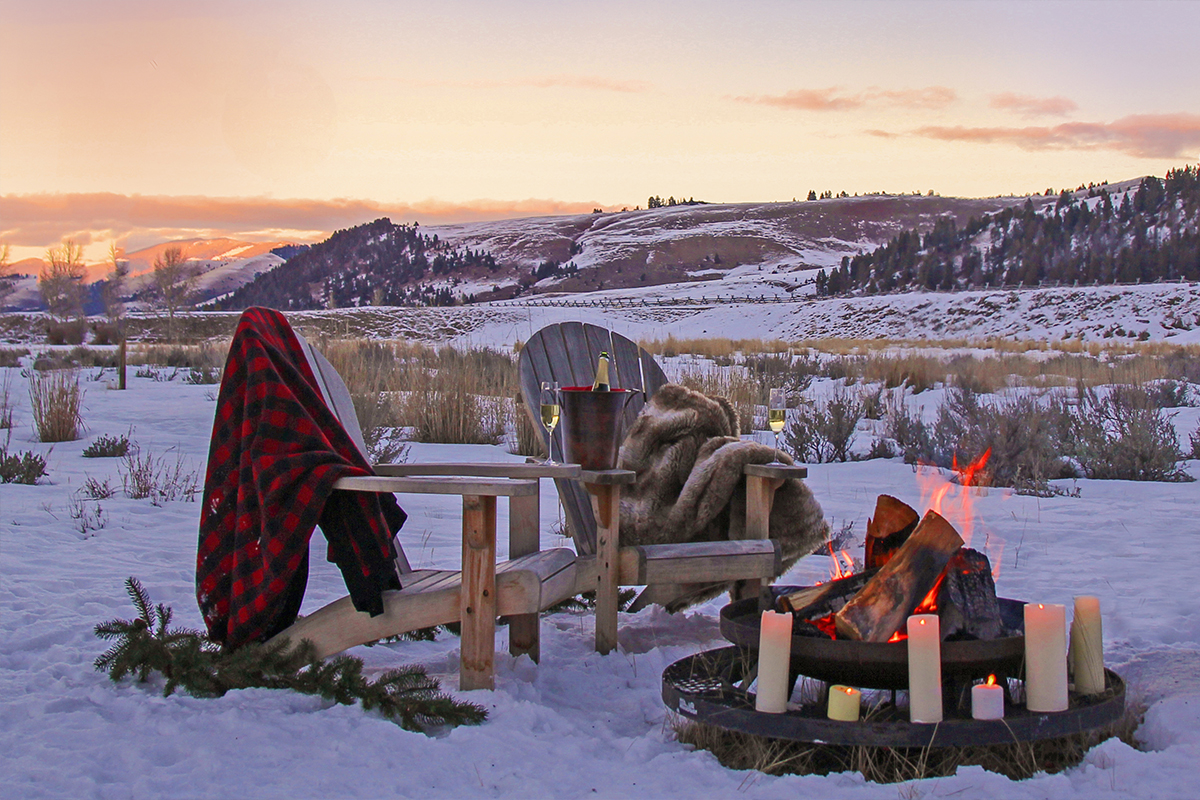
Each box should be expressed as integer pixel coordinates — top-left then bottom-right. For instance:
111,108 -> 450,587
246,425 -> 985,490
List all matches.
540,381 -> 560,464
768,388 -> 786,464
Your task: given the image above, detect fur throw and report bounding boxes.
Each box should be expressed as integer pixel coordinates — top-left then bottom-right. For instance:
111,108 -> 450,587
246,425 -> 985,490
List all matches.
617,383 -> 827,611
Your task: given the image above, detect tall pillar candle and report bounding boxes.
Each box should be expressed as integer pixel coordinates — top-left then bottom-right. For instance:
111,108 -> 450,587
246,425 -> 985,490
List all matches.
1071,596 -> 1105,695
906,614 -> 943,723
755,610 -> 792,714
1024,603 -> 1068,712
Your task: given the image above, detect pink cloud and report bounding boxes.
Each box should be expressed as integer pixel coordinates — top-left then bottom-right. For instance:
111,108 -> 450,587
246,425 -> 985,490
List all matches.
989,92 -> 1078,117
911,113 -> 1200,159
0,194 -> 611,251
736,85 -> 956,112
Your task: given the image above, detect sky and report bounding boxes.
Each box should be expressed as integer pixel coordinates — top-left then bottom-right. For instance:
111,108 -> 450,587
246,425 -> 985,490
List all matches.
2,0 -> 1199,264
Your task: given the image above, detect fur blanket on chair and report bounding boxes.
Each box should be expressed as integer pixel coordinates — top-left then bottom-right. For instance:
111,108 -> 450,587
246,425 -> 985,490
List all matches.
617,383 -> 828,611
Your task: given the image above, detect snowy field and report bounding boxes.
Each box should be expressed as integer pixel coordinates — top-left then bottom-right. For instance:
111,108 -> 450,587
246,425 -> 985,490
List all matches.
3,352 -> 1200,799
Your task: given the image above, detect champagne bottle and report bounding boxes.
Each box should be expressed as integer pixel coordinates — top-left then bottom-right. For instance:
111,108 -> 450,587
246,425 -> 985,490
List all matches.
592,351 -> 611,391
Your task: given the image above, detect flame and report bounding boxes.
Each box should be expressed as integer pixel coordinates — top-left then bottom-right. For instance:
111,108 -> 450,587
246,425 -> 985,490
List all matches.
986,674 -> 997,687
826,541 -> 857,580
915,450 -> 1004,577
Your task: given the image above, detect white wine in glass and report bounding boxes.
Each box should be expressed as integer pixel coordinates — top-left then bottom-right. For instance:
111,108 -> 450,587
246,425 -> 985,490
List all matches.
540,381 -> 560,464
768,388 -> 786,464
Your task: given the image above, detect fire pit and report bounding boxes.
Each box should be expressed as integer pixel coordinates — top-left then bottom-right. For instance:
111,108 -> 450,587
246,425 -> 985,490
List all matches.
719,591 -> 1026,690
660,489 -> 1127,748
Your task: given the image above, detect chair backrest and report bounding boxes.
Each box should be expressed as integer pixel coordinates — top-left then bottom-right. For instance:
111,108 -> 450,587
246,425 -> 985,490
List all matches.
518,322 -> 668,555
294,332 -> 411,574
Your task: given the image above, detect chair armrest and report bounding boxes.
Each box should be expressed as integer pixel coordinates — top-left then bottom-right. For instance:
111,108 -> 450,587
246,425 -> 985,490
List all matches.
373,462 -> 581,480
333,475 -> 539,497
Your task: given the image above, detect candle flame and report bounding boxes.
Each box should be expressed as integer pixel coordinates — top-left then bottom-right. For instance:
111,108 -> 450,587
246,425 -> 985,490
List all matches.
986,674 -> 997,686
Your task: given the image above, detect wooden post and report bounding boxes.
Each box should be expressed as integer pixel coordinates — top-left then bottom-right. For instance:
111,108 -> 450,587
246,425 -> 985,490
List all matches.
591,484 -> 620,654
507,492 -> 540,662
460,494 -> 497,691
118,337 -> 127,390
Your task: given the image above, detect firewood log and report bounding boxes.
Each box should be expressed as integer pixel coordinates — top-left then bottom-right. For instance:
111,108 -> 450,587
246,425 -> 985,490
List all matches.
864,495 -> 919,570
937,548 -> 1002,640
776,569 -> 878,618
834,510 -> 964,642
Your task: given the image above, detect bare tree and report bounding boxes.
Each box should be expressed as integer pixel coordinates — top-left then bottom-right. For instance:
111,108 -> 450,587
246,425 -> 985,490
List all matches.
100,242 -> 128,323
153,246 -> 199,340
39,239 -> 87,319
0,242 -> 13,305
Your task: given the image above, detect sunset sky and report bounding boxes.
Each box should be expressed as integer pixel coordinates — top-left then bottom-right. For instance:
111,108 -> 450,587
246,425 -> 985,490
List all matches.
2,0 -> 1199,263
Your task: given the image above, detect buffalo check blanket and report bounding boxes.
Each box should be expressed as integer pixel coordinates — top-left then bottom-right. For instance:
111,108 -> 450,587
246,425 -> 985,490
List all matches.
196,307 -> 405,648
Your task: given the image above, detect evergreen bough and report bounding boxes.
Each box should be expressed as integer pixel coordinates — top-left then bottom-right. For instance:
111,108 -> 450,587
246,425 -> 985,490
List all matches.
94,578 -> 487,733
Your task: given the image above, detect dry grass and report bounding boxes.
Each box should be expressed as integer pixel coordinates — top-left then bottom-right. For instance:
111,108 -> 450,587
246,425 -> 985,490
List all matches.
127,342 -> 226,369
671,694 -> 1146,783
28,368 -> 84,442
640,335 -> 791,359
317,338 -> 516,449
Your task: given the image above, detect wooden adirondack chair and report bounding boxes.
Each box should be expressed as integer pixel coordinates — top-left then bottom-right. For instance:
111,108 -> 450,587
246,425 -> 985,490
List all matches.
268,335 -> 580,690
517,322 -> 796,652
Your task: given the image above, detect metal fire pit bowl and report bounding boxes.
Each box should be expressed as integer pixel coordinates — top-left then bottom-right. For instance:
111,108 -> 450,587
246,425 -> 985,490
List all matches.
662,647 -> 1127,748
719,592 -> 1027,690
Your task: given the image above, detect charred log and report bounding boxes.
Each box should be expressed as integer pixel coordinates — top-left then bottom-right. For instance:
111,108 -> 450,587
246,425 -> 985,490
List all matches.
936,548 -> 1002,641
864,495 -> 919,570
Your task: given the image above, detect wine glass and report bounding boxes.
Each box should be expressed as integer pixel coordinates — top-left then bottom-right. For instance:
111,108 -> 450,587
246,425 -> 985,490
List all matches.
768,388 -> 786,464
540,381 -> 560,464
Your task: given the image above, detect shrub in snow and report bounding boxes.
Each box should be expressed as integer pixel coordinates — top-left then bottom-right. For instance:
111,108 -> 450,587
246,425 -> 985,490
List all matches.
1062,387 -> 1193,482
784,388 -> 864,463
82,431 -> 132,458
931,388 -> 1074,491
0,445 -> 48,484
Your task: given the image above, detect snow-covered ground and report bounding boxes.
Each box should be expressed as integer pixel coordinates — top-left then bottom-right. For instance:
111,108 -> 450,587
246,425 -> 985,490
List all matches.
3,348 -> 1200,798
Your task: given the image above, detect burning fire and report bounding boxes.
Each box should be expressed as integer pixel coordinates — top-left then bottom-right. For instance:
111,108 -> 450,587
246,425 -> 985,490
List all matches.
827,541 -> 856,580
915,448 -> 1004,579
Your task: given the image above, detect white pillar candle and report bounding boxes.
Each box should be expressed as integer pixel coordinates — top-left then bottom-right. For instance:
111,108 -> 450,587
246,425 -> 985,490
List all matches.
1024,602 -> 1068,712
1071,596 -> 1105,695
971,675 -> 1005,720
906,614 -> 942,723
828,685 -> 861,721
755,610 -> 792,714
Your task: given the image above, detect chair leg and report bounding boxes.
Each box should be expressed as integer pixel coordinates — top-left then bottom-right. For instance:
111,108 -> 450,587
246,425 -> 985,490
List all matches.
507,492 -> 540,662
460,494 -> 497,691
590,485 -> 621,654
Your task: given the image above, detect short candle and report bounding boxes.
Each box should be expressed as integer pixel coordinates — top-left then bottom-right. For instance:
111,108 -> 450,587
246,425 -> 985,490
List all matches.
1024,602 -> 1068,712
906,614 -> 943,723
755,610 -> 792,714
827,685 -> 861,722
971,675 -> 1005,720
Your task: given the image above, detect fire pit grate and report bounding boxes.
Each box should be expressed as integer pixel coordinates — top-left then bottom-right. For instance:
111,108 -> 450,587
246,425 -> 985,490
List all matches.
662,647 -> 1127,748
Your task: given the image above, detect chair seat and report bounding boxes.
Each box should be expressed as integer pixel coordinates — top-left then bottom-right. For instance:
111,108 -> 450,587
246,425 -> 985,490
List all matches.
273,548 -> 578,659
572,539 -> 780,594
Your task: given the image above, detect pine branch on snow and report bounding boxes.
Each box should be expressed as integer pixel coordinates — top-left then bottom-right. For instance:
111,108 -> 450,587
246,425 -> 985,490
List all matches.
94,577 -> 487,733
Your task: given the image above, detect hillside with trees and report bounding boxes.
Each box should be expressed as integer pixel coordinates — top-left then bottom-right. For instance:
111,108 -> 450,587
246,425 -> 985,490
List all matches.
815,166 -> 1200,297
213,218 -> 499,310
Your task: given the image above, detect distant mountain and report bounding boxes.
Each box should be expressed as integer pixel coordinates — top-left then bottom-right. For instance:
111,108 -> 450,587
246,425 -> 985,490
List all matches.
818,167 -> 1200,296
212,218 -> 500,310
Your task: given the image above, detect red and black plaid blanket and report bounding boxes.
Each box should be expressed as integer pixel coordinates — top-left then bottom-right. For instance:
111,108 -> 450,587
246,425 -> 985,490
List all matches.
196,307 -> 405,648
